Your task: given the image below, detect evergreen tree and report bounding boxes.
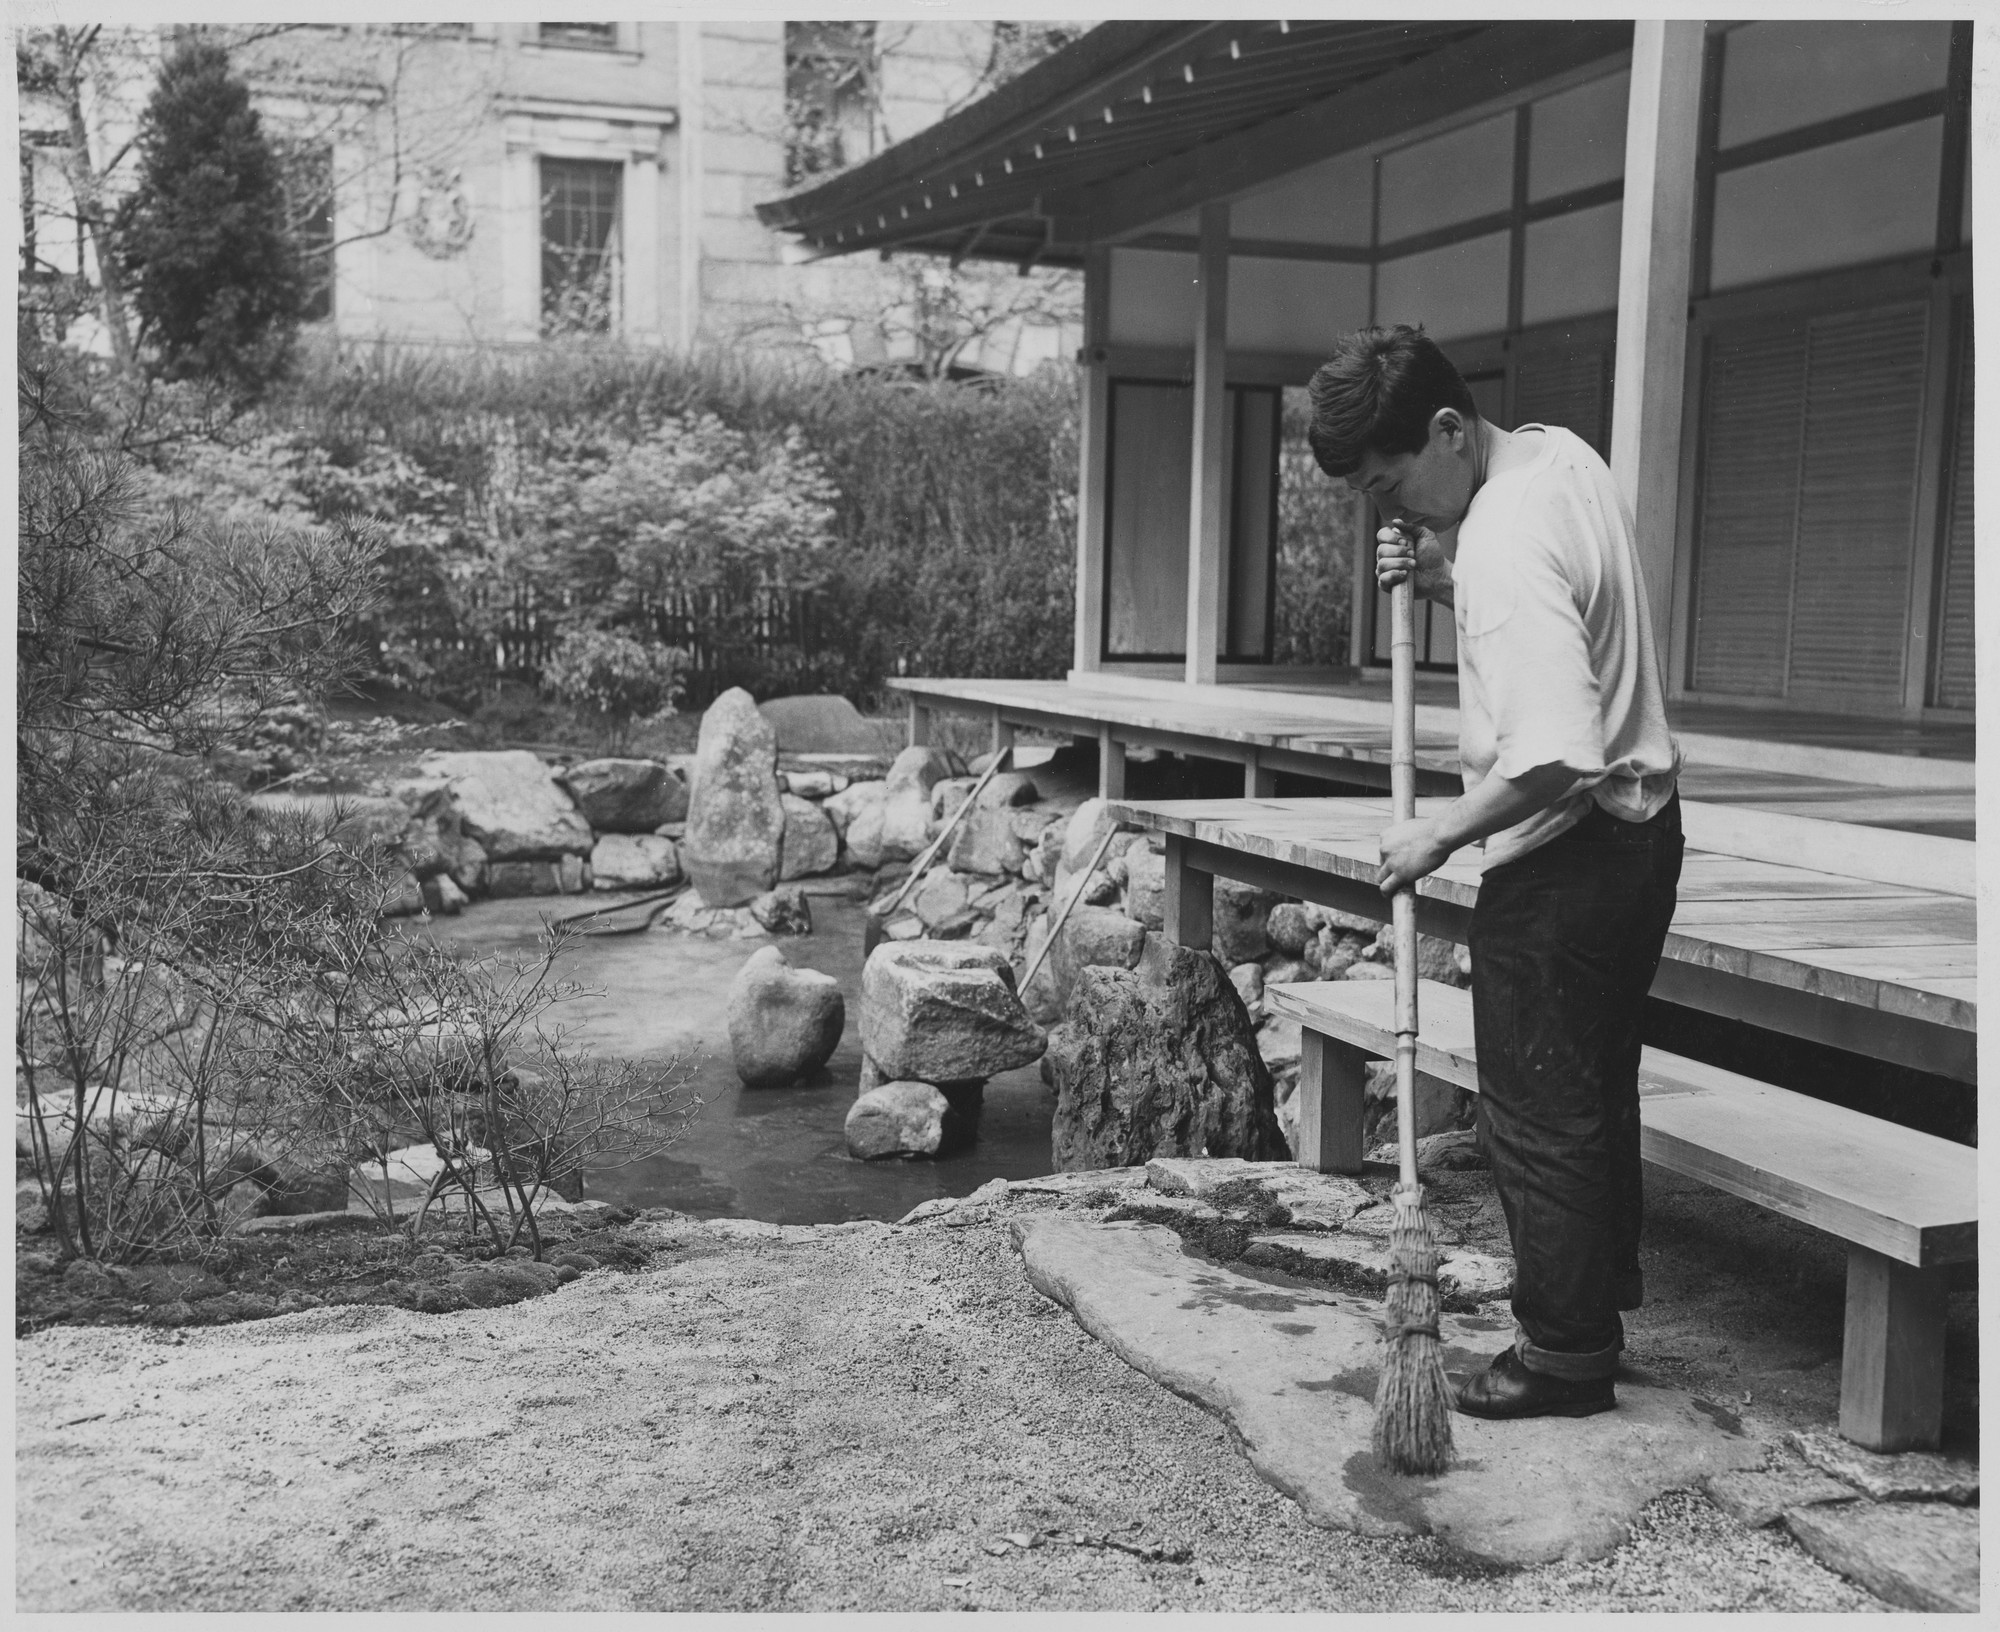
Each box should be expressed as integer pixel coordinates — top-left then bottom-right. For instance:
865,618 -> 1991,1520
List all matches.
116,36 -> 303,391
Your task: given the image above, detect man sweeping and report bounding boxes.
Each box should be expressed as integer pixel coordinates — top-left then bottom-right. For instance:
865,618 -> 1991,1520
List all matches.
1307,325 -> 1683,1421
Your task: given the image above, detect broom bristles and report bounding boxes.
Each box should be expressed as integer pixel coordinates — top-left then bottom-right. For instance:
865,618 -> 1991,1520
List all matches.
1372,1182 -> 1456,1476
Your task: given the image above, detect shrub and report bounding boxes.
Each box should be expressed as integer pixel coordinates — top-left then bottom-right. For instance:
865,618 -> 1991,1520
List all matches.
256,344 -> 1081,705
539,628 -> 687,754
114,38 -> 304,392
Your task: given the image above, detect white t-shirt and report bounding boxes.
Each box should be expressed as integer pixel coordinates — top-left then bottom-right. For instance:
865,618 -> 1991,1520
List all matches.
1450,424 -> 1681,869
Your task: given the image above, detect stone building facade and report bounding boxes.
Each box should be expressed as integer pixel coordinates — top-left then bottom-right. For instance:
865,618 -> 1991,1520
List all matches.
19,21 -> 1080,370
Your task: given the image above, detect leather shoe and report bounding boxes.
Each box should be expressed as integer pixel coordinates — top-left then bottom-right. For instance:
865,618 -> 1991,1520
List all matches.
1455,1347 -> 1615,1420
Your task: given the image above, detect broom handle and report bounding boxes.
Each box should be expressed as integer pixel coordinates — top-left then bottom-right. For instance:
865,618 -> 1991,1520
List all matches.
1390,563 -> 1421,1195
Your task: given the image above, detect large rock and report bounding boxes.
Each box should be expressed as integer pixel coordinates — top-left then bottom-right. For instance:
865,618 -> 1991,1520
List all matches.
728,945 -> 844,1087
681,688 -> 786,907
1017,1217 -> 1763,1565
845,1080 -> 952,1159
911,869 -> 971,931
823,779 -> 888,867
410,751 -> 593,861
560,758 -> 683,833
861,941 -> 1046,1085
1046,933 -> 1288,1170
947,807 -> 1030,876
1786,1430 -> 1979,1505
878,746 -> 951,862
750,885 -> 812,936
1785,1502 -> 1979,1612
590,833 -> 681,890
1056,797 -> 1122,891
1122,845 -> 1166,929
1213,878 -> 1279,966
1265,902 -> 1315,957
1050,904 -> 1147,1007
779,793 -> 840,880
758,693 -> 891,754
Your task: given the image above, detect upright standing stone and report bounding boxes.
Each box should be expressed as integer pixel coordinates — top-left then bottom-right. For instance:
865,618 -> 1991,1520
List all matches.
680,688 -> 786,907
1046,932 -> 1288,1170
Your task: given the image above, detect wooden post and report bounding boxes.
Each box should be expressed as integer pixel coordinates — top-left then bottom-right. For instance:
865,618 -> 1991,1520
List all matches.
1097,725 -> 1126,800
1074,246 -> 1111,675
1294,1030 -> 1367,1173
1244,747 -> 1277,798
1609,19 -> 1705,680
1840,1248 -> 1949,1452
1184,202 -> 1230,686
990,714 -> 1016,761
1162,832 -> 1213,950
907,697 -> 931,749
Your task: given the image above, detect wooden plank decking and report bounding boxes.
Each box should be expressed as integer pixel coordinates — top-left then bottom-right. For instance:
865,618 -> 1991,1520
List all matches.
1103,795 -> 1977,1083
888,675 -> 1975,835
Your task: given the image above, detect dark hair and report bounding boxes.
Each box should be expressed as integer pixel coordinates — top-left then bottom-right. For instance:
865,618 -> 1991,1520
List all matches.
1305,324 -> 1478,477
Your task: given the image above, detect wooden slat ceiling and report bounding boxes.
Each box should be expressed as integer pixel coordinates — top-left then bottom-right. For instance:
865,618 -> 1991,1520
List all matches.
755,20 -> 1490,269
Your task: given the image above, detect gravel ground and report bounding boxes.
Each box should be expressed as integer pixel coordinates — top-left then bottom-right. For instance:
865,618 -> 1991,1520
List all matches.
16,1205 -> 1883,1613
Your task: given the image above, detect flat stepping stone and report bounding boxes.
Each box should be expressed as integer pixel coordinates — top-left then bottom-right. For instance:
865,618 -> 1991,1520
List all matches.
1705,1465 -> 1861,1529
1144,1156 -> 1375,1228
1787,1428 -> 1979,1505
1016,1217 -> 1762,1566
1785,1501 -> 1980,1612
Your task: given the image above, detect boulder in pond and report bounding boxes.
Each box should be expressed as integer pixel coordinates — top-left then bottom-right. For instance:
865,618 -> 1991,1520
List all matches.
1046,932 -> 1288,1170
750,884 -> 812,936
680,687 -> 786,906
779,793 -> 840,880
560,758 -> 685,833
590,833 -> 681,890
845,1080 -> 952,1160
408,751 -> 593,861
728,945 -> 844,1087
823,779 -> 888,867
861,941 -> 1045,1085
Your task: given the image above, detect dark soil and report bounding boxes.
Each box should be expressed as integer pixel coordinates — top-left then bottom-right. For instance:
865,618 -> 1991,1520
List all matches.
14,1207 -> 677,1338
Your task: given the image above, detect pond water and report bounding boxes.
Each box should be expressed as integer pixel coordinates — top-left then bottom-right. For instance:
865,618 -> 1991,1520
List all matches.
411,893 -> 1061,1225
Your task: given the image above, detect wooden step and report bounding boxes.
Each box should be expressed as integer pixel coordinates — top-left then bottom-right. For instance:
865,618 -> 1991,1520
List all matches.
1265,978 -> 1976,1269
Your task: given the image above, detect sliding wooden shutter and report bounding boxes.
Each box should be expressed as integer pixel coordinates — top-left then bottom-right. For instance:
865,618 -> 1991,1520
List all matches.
1788,305 -> 1929,701
1514,343 -> 1613,458
1931,313 -> 1975,710
1692,326 -> 1807,698
1691,302 -> 1930,707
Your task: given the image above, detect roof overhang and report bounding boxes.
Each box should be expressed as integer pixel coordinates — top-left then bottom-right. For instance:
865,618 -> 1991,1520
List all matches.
756,20 -> 1633,269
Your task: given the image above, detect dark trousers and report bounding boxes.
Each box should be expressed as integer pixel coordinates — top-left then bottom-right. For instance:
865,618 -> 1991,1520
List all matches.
1467,795 -> 1683,1381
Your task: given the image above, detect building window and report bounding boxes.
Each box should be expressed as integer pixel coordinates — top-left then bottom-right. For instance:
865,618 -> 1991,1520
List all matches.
540,157 -> 621,336
281,143 -> 336,323
538,23 -> 619,51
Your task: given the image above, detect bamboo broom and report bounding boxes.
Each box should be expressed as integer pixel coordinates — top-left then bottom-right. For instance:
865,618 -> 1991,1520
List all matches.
1371,546 -> 1456,1477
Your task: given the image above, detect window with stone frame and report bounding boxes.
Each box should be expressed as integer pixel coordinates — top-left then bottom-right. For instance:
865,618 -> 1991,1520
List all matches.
538,23 -> 619,51
540,156 -> 622,336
